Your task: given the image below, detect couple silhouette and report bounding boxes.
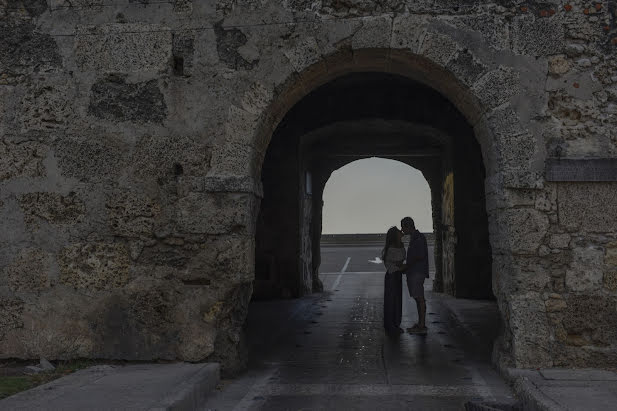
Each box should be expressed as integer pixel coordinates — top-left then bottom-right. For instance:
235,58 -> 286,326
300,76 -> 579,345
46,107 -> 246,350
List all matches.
382,217 -> 429,336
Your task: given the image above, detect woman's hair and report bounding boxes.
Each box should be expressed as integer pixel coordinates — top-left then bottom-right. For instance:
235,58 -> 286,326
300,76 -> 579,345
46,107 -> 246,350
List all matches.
382,226 -> 401,261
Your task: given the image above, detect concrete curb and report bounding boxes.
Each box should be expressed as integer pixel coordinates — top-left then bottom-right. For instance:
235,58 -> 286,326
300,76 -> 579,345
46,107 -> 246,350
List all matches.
511,376 -> 562,411
499,368 -> 563,411
151,363 -> 220,411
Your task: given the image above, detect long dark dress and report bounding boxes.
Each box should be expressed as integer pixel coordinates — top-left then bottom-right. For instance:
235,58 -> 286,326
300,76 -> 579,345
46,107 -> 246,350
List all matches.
383,271 -> 403,333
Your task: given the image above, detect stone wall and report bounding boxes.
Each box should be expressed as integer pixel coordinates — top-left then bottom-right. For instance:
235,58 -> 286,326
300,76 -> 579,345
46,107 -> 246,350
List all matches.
1,0 -> 616,372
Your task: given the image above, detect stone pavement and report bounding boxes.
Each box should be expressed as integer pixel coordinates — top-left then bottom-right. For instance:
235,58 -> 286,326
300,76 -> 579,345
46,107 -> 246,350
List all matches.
0,362 -> 219,411
505,367 -> 617,411
204,269 -> 516,410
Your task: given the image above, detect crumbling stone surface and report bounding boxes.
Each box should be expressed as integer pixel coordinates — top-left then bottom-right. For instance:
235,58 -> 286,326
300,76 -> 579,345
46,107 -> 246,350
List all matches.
131,134 -> 211,180
53,136 -> 129,182
19,82 -> 75,132
106,191 -> 160,238
214,23 -> 258,70
59,243 -> 130,290
0,298 -> 24,339
18,192 -> 85,226
563,295 -> 617,346
0,21 -> 61,80
88,76 -> 167,124
0,138 -> 47,181
3,248 -> 52,291
558,183 -> 617,232
75,24 -> 172,73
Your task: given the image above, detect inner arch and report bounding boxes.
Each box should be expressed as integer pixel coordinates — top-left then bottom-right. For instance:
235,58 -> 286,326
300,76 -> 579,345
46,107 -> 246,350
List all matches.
254,71 -> 492,300
322,158 -> 433,234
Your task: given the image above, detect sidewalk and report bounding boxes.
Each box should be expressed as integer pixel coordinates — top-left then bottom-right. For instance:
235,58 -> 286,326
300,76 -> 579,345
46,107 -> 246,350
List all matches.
436,293 -> 617,411
0,362 -> 219,411
505,368 -> 617,411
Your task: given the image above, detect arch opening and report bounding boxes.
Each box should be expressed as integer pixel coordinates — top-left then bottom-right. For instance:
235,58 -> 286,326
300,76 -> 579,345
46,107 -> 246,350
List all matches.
321,157 -> 433,235
254,71 -> 492,301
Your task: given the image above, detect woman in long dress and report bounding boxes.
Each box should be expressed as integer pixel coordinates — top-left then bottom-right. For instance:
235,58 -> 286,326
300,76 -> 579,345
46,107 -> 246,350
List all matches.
382,226 -> 406,335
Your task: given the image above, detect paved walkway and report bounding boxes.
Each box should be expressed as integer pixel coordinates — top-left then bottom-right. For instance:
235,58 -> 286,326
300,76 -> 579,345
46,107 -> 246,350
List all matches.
0,363 -> 219,411
508,367 -> 617,411
204,265 -> 516,410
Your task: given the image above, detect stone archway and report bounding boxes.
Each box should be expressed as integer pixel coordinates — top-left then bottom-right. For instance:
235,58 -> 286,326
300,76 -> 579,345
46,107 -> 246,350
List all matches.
205,45 -> 548,370
254,72 -> 493,303
201,43 -> 542,372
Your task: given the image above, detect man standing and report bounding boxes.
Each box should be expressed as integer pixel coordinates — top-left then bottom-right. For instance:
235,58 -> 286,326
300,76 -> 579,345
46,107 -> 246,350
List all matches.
401,217 -> 429,335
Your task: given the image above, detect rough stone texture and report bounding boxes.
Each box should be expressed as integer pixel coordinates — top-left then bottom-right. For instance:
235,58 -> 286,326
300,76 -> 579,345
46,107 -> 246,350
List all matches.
0,138 -> 47,181
492,208 -> 549,255
3,248 -> 53,291
59,243 -> 131,290
0,21 -> 61,79
88,76 -> 167,124
509,292 -> 552,367
0,0 -> 616,373
19,192 -> 85,226
53,136 -> 129,183
565,246 -> 604,292
75,24 -> 172,73
0,298 -> 24,340
177,193 -> 257,236
132,134 -> 211,180
563,295 -> 617,347
558,183 -> 617,232
106,191 -> 160,238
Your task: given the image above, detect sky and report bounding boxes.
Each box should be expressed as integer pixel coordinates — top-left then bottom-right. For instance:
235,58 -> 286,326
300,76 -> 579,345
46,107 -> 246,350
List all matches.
321,157 -> 433,234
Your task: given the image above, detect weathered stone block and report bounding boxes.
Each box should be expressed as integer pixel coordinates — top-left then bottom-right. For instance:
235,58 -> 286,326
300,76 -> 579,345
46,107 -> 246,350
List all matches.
473,67 -> 520,111
557,183 -> 617,232
535,187 -> 557,212
132,134 -> 211,181
0,139 -> 47,181
604,270 -> 617,291
545,296 -> 567,313
391,14 -> 427,52
214,23 -> 258,70
447,14 -> 509,50
240,82 -> 273,116
59,243 -> 130,290
491,208 -> 549,254
563,295 -> 617,346
54,136 -> 129,183
351,15 -> 393,50
88,75 -> 166,124
446,49 -> 488,87
549,233 -> 571,249
0,297 -> 24,342
75,24 -> 172,72
4,248 -> 53,291
283,36 -> 321,72
511,15 -> 565,56
605,244 -> 617,267
566,246 -> 604,292
20,82 -> 75,131
208,139 -> 259,177
185,236 -> 254,284
0,21 -> 61,74
418,31 -> 458,67
177,193 -> 257,235
509,292 -> 552,367
18,192 -> 85,226
106,191 -> 160,237
548,55 -> 570,76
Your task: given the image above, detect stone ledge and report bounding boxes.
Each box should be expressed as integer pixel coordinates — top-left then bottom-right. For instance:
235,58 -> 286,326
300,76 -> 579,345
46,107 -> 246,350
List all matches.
204,175 -> 263,197
546,158 -> 617,182
0,363 -> 221,411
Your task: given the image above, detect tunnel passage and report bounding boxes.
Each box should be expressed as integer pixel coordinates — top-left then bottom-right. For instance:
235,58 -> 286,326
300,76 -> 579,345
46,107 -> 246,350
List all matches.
254,72 -> 492,301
